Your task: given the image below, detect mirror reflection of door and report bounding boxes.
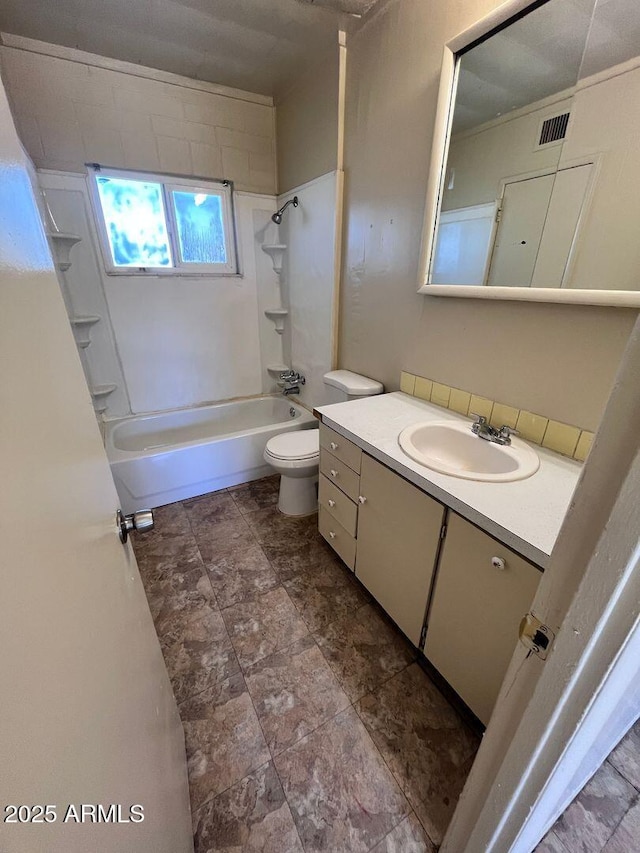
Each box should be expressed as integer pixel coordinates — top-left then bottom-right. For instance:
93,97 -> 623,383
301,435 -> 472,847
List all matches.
487,163 -> 593,287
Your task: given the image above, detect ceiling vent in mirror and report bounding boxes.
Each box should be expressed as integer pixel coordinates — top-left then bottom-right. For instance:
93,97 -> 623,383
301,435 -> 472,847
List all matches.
537,112 -> 570,147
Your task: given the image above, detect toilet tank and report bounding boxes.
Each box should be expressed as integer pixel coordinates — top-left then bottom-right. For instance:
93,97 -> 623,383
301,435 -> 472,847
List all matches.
323,370 -> 384,404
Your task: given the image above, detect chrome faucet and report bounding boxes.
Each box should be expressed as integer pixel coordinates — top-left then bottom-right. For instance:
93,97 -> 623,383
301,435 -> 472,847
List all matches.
471,414 -> 518,446
279,370 -> 305,396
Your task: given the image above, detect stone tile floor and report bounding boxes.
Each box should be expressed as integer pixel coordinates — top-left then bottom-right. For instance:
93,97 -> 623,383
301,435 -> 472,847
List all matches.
133,475 -> 479,852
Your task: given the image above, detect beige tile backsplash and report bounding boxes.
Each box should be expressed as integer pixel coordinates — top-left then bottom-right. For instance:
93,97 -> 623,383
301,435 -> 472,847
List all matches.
400,372 -> 594,462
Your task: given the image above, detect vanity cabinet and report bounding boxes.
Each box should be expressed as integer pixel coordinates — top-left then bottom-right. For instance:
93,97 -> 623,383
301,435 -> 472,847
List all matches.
355,454 -> 445,646
424,512 -> 542,725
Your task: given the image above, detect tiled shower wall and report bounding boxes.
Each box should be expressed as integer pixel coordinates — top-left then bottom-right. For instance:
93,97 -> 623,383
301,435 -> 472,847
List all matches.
0,37 -> 276,193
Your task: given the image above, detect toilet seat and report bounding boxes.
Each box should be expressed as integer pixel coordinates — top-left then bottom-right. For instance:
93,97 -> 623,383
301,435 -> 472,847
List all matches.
265,430 -> 319,462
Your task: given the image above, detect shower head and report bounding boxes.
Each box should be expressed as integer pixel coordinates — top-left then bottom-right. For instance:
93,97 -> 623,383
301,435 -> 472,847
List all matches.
272,196 -> 299,225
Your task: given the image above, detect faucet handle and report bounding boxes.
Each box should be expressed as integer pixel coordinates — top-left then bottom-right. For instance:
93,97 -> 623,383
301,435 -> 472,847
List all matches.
470,412 -> 487,424
498,424 -> 518,437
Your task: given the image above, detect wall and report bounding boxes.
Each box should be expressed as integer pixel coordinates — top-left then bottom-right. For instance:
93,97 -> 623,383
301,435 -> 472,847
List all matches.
277,171 -> 341,408
1,38 -> 281,418
339,0 -> 638,432
0,37 -> 276,193
40,171 -> 279,416
275,43 -> 339,194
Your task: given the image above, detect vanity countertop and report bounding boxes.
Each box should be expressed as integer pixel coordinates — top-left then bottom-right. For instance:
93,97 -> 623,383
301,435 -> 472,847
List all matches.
315,392 -> 582,568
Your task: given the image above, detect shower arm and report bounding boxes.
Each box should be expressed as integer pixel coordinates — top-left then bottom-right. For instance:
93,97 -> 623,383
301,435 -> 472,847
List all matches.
272,196 -> 299,224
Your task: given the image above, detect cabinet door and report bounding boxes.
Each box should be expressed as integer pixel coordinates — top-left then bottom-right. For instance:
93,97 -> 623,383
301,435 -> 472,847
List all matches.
424,512 -> 542,725
356,454 -> 445,646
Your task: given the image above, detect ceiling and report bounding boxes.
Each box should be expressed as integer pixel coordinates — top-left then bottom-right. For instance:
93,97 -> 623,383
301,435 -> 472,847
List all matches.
0,0 -> 378,99
453,0 -> 640,132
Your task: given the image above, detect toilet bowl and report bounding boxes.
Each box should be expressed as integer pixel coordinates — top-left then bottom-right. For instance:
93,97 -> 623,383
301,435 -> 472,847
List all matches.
264,370 -> 384,517
264,429 -> 320,516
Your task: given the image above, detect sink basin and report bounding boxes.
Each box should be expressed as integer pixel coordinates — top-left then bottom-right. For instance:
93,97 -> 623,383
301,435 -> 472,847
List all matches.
398,421 -> 540,482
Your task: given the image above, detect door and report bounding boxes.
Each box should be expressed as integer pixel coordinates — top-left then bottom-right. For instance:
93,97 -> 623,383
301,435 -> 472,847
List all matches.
0,84 -> 192,852
487,173 -> 556,287
424,513 -> 542,725
356,454 -> 445,646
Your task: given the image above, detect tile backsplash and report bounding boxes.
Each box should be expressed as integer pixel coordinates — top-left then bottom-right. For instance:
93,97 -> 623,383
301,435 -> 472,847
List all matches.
400,372 -> 593,463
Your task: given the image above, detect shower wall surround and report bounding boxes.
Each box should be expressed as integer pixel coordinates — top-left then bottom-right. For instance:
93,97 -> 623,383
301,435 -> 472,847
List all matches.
276,171 -> 342,409
39,173 -> 280,417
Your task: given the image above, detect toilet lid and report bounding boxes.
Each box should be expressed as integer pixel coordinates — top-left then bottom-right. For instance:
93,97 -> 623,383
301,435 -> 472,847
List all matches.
265,430 -> 319,461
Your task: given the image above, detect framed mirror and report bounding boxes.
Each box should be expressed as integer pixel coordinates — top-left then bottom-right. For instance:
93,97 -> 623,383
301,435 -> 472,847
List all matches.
418,0 -> 640,306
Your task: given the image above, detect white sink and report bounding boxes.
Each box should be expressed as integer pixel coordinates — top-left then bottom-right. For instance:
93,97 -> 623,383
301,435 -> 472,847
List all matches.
398,421 -> 540,482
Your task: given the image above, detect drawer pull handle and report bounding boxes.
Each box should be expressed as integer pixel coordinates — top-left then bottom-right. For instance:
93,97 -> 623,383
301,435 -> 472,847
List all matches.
491,556 -> 506,570
329,531 -> 336,539
358,495 -> 367,504
330,441 -> 338,450
330,469 -> 338,478
328,499 -> 336,508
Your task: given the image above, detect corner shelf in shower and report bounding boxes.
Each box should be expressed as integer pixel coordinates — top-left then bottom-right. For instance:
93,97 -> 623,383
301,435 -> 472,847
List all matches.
91,383 -> 117,414
71,315 -> 101,349
261,244 -> 287,275
264,308 -> 288,335
48,232 -> 82,271
267,363 -> 290,379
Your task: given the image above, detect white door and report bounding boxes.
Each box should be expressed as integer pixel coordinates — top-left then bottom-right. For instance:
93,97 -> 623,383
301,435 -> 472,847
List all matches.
487,173 -> 556,287
0,83 -> 192,852
432,202 -> 498,285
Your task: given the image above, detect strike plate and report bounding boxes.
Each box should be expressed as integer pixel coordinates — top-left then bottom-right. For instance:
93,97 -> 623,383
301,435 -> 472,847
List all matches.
519,613 -> 555,660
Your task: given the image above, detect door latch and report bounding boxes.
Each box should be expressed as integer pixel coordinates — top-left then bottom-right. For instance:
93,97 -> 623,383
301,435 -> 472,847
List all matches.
519,612 -> 554,660
117,509 -> 154,544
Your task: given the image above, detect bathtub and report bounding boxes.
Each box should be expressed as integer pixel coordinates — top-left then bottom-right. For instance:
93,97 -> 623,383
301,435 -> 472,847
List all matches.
105,396 -> 317,513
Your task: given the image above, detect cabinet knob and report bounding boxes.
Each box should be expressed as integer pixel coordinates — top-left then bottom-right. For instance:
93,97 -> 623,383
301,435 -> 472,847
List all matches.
491,556 -> 506,570
330,469 -> 338,478
329,531 -> 336,539
330,441 -> 338,450
328,499 -> 336,508
358,495 -> 367,504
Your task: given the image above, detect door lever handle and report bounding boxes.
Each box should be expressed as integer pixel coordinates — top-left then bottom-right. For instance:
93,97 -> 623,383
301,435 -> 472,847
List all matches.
117,508 -> 154,544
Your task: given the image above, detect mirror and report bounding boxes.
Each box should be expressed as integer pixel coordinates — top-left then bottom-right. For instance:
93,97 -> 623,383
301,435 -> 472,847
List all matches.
418,0 -> 640,305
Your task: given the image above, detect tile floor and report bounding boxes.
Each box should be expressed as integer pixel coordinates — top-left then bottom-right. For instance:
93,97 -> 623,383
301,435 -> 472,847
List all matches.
133,475 -> 480,852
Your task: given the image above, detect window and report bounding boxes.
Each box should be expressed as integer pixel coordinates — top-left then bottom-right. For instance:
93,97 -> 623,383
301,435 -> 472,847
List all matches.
89,167 -> 238,275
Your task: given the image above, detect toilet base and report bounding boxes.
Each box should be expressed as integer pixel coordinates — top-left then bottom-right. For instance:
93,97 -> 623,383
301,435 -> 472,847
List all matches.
278,473 -> 318,516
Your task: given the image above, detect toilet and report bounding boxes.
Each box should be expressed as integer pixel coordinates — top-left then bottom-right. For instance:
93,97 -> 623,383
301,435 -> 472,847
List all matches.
264,370 -> 383,516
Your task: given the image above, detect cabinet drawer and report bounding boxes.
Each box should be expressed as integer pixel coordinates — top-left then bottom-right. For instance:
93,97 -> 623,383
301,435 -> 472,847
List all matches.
319,450 -> 360,502
320,424 -> 362,473
319,474 -> 358,537
319,507 -> 356,571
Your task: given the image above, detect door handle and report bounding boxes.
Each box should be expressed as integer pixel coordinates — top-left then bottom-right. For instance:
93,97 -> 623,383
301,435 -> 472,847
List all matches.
117,508 -> 154,544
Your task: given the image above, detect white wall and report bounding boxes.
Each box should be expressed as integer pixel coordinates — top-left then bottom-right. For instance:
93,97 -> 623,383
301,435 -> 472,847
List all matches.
40,172 -> 279,416
277,171 -> 341,408
0,38 -> 276,194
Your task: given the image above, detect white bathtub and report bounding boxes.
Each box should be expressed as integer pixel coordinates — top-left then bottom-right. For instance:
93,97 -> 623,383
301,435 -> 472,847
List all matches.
105,396 -> 317,513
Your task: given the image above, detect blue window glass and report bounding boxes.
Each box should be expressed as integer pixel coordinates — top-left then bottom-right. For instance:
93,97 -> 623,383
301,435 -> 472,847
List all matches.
172,191 -> 227,264
95,176 -> 172,268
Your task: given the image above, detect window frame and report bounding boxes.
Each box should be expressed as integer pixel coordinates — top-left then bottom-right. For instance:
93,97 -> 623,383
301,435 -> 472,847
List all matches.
87,165 -> 239,276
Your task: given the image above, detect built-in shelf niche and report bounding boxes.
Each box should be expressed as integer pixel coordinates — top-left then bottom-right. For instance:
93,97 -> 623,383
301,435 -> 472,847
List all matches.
48,232 -> 82,271
91,383 -> 118,414
261,244 -> 287,275
265,308 -> 288,335
267,363 -> 290,378
71,315 -> 101,349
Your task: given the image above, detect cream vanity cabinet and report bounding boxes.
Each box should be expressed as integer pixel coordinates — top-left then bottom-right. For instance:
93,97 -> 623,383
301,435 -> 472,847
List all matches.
355,454 -> 445,646
319,423 -> 445,647
424,512 -> 542,725
318,419 -> 543,726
